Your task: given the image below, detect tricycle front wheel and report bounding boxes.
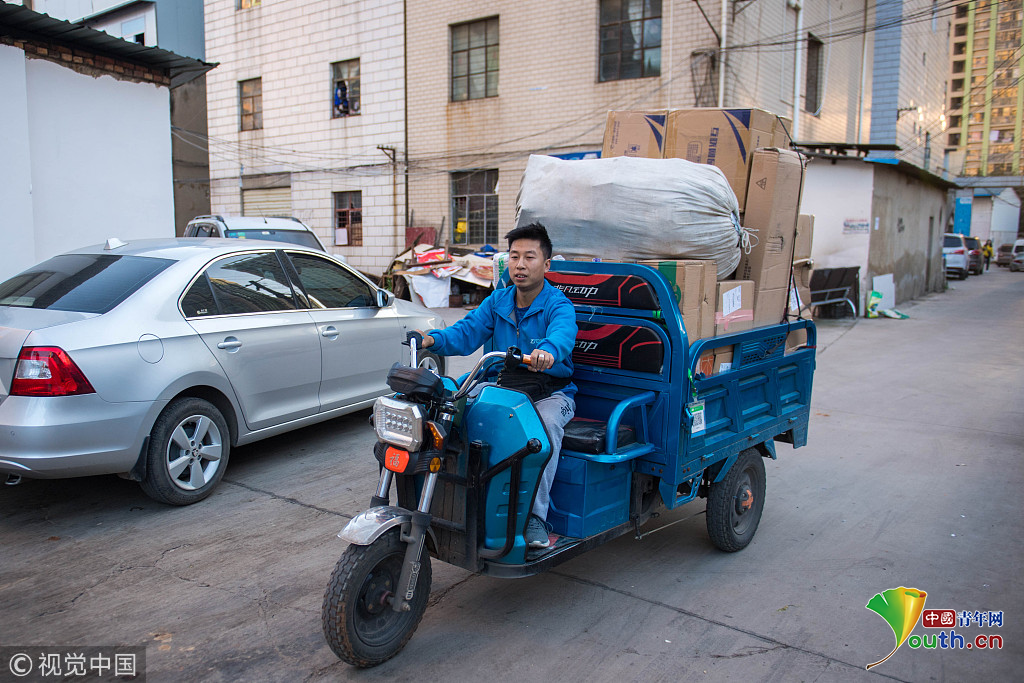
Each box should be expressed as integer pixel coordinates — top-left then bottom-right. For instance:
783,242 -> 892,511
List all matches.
705,448 -> 766,552
322,528 -> 431,667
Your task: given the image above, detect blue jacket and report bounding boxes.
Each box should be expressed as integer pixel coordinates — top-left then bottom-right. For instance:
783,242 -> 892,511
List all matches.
429,281 -> 578,398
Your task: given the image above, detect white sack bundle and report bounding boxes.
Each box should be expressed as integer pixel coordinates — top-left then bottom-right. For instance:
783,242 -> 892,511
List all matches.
514,154 -> 742,278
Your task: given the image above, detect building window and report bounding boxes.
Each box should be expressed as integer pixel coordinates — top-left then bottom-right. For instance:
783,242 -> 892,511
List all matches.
239,78 -> 262,131
804,34 -> 823,114
451,170 -> 498,245
599,0 -> 661,82
334,191 -> 362,246
451,17 -> 499,101
238,0 -> 261,9
331,59 -> 360,118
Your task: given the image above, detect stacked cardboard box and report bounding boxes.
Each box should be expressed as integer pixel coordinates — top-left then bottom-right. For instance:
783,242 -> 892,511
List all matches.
637,259 -> 716,341
738,148 -> 805,328
603,108 -> 792,210
786,214 -> 815,352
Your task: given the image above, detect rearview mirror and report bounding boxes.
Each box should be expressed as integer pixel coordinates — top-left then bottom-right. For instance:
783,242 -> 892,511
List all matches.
376,289 -> 393,307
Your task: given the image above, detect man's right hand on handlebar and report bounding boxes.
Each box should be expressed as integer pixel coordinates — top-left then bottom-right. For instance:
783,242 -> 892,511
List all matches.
412,329 -> 434,349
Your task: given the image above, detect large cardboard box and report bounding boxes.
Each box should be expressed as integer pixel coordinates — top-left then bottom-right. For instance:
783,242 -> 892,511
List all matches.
663,108 -> 788,209
602,110 -> 668,159
698,347 -> 735,376
774,116 -> 794,148
794,213 -> 815,262
739,148 -> 805,326
714,280 -> 754,335
638,259 -> 715,340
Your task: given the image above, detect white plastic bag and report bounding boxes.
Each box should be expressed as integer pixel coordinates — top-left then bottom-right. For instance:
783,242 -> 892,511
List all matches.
515,154 -> 742,278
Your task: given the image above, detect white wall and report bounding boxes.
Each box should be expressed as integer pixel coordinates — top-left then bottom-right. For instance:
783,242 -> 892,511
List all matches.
990,189 -> 1021,247
0,47 -> 174,280
0,45 -> 37,280
798,159 -> 875,300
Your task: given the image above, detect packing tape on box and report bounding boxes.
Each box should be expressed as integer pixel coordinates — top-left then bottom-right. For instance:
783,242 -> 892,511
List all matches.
715,309 -> 754,331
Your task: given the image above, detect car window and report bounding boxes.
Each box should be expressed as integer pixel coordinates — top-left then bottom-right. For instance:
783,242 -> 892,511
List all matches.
964,238 -> 981,250
943,236 -> 962,248
202,252 -> 298,314
180,273 -> 219,318
0,254 -> 173,314
225,229 -> 323,250
1014,244 -> 1024,254
189,223 -> 218,238
285,252 -> 375,308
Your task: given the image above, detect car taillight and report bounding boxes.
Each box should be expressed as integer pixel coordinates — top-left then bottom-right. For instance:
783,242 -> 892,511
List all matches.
11,347 -> 96,397
953,248 -> 965,254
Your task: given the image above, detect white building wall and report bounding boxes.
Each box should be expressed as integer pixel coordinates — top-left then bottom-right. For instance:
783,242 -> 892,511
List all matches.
205,0 -> 405,273
798,159 -> 875,300
989,189 -> 1021,246
0,47 -> 174,279
969,196 -> 994,239
0,44 -> 36,280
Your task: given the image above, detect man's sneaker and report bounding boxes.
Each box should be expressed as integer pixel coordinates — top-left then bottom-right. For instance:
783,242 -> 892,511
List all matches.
525,514 -> 551,549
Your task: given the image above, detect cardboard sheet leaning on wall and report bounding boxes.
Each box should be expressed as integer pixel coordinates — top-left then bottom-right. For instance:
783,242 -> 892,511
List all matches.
514,154 -> 744,278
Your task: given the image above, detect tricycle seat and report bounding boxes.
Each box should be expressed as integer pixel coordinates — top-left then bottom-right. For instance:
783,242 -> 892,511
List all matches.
563,417 -> 636,454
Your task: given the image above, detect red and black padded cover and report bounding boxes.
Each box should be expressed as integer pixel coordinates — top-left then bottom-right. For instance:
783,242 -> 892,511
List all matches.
572,322 -> 664,373
546,271 -> 657,309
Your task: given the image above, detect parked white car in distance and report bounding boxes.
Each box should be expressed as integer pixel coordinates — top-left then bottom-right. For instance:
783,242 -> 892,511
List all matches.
185,215 -> 331,254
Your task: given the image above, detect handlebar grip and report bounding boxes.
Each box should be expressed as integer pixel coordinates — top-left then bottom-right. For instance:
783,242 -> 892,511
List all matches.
405,330 -> 424,347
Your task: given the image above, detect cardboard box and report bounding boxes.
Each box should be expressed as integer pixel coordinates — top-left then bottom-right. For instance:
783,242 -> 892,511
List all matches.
602,110 -> 668,159
714,280 -> 754,336
663,108 -> 788,209
774,116 -> 794,148
794,214 -> 814,261
697,347 -> 735,376
638,259 -> 715,340
792,263 -> 812,315
739,148 -> 805,326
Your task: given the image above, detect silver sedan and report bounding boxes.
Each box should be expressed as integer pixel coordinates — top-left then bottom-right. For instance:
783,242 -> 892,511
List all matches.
0,238 -> 445,504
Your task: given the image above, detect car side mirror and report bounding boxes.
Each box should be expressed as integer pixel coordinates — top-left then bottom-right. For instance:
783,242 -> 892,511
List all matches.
376,289 -> 393,308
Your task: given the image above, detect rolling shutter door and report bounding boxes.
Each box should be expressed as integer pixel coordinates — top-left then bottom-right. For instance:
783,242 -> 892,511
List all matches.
242,187 -> 292,217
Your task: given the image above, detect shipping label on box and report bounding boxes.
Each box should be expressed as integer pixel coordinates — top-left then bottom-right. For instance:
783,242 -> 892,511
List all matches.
739,148 -> 805,319
663,108 -> 785,209
794,213 -> 815,261
698,347 -> 735,376
638,259 -> 715,340
602,111 -> 668,159
714,280 -> 754,335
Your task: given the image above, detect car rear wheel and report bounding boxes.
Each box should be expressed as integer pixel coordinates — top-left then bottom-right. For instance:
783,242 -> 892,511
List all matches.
140,397 -> 230,505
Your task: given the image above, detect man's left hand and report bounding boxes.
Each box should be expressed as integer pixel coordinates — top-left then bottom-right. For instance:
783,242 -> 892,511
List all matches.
529,349 -> 554,372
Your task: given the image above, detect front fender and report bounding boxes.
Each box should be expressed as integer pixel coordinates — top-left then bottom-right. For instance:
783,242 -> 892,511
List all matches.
339,505 -> 411,545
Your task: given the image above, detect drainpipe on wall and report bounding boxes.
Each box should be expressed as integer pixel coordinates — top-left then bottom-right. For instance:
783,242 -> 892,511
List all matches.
717,0 -> 728,107
856,0 -> 869,144
789,0 -> 803,141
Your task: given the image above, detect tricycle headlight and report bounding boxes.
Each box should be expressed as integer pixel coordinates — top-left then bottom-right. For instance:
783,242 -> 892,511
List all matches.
373,396 -> 425,451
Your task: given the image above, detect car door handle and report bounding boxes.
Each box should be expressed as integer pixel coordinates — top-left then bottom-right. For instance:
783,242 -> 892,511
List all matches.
321,326 -> 339,338
217,339 -> 243,350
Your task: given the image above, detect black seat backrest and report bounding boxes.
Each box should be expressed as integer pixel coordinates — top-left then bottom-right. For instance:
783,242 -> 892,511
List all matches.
573,322 -> 664,374
546,271 -> 658,310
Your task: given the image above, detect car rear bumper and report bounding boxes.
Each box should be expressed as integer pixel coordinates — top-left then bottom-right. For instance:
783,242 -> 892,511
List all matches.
0,394 -> 163,478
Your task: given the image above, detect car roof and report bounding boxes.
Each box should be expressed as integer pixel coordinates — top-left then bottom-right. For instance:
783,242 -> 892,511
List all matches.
65,237 -> 331,265
188,215 -> 311,231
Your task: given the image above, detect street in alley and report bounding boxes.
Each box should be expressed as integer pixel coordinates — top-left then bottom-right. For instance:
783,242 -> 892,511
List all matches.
0,269 -> 1021,682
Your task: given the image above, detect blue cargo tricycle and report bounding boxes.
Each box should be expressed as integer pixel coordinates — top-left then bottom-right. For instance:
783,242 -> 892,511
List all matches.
321,260 -> 816,666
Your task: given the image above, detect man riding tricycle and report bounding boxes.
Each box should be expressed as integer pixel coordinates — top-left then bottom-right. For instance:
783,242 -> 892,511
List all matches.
321,223 -> 815,667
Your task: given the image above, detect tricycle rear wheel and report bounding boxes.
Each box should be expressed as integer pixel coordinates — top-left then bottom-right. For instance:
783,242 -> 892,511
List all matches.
322,528 -> 431,667
706,448 -> 766,552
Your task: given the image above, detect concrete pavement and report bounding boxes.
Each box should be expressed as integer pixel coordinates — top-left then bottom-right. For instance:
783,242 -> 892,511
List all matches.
0,268 -> 1021,682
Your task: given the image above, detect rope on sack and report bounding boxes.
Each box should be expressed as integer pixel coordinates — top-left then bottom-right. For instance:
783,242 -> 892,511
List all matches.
739,222 -> 758,255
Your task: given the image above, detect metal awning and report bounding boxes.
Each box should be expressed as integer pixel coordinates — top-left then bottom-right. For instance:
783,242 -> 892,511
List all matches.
0,2 -> 216,87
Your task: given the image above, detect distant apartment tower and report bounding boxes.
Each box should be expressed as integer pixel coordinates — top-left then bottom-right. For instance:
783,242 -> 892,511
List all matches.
946,0 -> 1024,176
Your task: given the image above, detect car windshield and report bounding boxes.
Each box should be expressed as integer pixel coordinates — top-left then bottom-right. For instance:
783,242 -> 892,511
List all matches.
225,229 -> 323,250
0,254 -> 173,314
943,236 -> 962,248
965,238 -> 981,250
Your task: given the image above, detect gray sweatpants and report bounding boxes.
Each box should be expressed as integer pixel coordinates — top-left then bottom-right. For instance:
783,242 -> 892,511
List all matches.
469,384 -> 575,521
531,391 -> 575,520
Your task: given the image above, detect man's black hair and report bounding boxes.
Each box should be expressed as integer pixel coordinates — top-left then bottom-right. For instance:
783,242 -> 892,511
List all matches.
505,222 -> 552,260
